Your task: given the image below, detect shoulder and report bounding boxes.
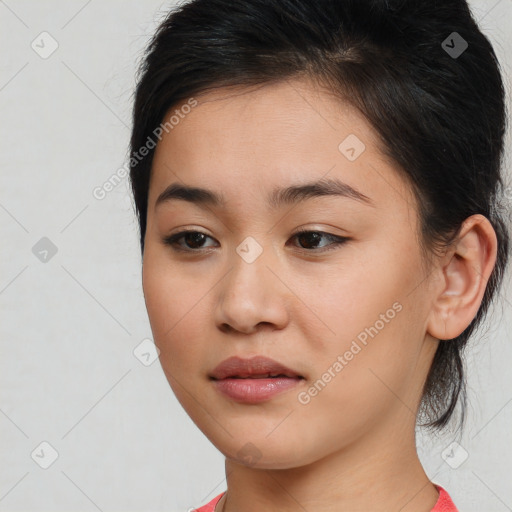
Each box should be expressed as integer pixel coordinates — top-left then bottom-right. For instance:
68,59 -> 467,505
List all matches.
192,487 -> 456,512
192,491 -> 225,512
431,485 -> 459,512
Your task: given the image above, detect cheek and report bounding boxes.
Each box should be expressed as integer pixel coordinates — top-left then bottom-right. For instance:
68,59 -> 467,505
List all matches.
142,252 -> 207,372
303,246 -> 424,397
299,250 -> 406,350
142,258 -> 213,419
294,310 -> 415,441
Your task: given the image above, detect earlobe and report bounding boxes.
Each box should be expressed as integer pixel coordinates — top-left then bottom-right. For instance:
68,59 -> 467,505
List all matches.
426,214 -> 497,341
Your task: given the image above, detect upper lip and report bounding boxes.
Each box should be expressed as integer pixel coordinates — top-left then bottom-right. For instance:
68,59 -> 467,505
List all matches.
210,355 -> 303,380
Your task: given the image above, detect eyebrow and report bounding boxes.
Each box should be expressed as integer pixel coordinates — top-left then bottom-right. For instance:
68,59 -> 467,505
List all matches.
154,177 -> 375,211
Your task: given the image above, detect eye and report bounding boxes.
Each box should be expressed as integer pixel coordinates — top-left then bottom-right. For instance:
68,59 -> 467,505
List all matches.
289,228 -> 350,253
162,229 -> 349,253
162,230 -> 217,252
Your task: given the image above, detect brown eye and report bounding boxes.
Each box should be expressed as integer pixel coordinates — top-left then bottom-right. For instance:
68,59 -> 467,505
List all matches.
162,230 -> 217,251
181,232 -> 208,249
295,231 -> 323,249
290,229 -> 349,253
162,229 -> 349,254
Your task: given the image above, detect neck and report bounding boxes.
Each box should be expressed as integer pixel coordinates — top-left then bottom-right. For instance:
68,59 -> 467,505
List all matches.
218,421 -> 439,512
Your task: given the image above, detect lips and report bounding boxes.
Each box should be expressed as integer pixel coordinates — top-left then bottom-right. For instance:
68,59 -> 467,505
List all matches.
210,355 -> 305,403
209,355 -> 304,380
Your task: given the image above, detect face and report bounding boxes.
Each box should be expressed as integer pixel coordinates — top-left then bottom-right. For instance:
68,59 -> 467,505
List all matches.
142,79 -> 439,469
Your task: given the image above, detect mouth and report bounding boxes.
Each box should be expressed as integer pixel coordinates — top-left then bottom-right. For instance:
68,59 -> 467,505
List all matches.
210,371 -> 305,403
209,355 -> 304,381
209,355 -> 305,402
223,373 -> 305,379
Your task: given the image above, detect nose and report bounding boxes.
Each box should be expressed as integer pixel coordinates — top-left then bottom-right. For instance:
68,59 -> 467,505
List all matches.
214,243 -> 290,335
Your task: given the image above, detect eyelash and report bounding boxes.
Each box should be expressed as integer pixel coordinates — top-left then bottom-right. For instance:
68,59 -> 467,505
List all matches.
162,228 -> 350,254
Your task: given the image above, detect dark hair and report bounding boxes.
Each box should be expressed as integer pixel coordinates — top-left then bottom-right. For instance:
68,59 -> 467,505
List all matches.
129,0 -> 510,431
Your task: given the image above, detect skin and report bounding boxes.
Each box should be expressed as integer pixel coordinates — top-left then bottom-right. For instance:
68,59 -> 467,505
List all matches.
141,78 -> 497,512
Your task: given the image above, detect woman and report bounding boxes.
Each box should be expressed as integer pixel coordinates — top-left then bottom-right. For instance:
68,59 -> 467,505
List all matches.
128,0 -> 510,510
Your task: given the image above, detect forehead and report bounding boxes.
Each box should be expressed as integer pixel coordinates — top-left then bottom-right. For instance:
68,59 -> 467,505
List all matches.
148,79 -> 415,216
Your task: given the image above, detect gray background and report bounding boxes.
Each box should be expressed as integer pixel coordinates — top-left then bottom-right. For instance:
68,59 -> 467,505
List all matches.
1,1 -> 511,511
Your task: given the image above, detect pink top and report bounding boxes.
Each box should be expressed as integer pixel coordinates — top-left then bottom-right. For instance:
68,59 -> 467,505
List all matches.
192,485 -> 458,512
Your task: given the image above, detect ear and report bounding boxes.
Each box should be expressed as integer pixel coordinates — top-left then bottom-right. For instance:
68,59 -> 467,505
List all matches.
426,214 -> 498,340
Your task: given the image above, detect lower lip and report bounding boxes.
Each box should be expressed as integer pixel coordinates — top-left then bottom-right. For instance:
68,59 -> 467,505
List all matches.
212,377 -> 303,403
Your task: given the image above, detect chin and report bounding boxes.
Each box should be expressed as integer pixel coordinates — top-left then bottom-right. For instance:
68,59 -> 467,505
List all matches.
213,437 -> 312,470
